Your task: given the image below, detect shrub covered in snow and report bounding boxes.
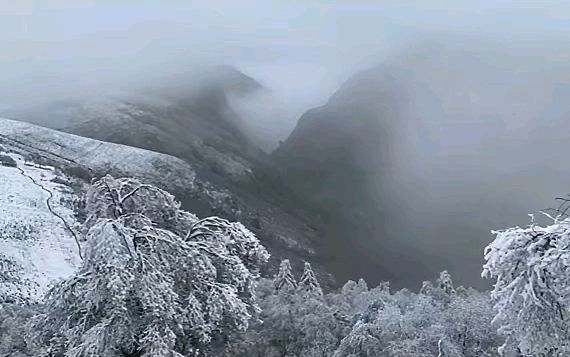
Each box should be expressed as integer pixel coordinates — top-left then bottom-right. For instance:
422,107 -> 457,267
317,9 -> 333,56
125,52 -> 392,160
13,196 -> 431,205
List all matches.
483,216 -> 570,356
32,175 -> 270,357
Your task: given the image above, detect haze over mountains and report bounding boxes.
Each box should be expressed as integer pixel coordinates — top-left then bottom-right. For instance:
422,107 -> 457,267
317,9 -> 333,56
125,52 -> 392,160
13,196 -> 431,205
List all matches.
0,66 -> 333,292
4,1 -> 570,291
7,4 -> 570,357
274,39 -> 570,288
3,34 -> 570,291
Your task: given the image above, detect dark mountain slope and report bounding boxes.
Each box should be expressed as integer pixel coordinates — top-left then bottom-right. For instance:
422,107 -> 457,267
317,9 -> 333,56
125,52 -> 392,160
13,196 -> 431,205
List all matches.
272,44 -> 570,289
272,65 -> 419,286
273,66 -> 411,219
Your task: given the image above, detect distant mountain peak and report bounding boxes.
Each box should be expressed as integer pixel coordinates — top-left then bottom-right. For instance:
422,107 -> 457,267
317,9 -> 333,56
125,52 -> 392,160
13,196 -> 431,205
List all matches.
209,65 -> 265,95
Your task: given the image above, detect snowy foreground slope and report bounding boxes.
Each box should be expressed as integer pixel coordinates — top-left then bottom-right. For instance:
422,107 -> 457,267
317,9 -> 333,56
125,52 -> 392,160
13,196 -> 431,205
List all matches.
0,152 -> 81,301
0,117 -> 198,301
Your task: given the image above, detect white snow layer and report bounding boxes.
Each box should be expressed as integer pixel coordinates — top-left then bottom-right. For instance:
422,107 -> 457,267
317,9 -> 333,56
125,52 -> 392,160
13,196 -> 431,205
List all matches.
0,117 -> 196,191
0,152 -> 81,301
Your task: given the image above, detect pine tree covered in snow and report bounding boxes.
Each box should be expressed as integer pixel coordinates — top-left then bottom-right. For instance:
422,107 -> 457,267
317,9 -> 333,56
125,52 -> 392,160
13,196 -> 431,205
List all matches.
32,175 -> 269,357
483,217 -> 570,356
377,281 -> 390,294
420,280 -> 434,295
298,262 -> 323,297
274,259 -> 297,294
437,270 -> 456,296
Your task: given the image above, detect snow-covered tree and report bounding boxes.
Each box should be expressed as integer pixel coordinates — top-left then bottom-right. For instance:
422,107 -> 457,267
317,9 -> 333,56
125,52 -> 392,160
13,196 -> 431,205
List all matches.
437,270 -> 456,296
274,259 -> 297,294
420,280 -> 435,295
298,262 -> 323,297
333,296 -> 440,357
231,268 -> 500,357
327,278 -> 375,319
483,218 -> 570,356
443,291 -> 500,357
33,176 -> 269,357
333,283 -> 500,357
377,281 -> 390,294
0,302 -> 37,357
419,272 -> 458,305
83,175 -> 197,236
236,266 -> 342,357
332,320 -> 385,357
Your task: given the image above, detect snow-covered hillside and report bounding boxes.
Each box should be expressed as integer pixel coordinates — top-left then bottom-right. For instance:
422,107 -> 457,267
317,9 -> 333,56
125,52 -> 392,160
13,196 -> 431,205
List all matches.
0,118 -> 328,291
0,117 -> 196,192
0,118 -> 201,301
0,152 -> 81,301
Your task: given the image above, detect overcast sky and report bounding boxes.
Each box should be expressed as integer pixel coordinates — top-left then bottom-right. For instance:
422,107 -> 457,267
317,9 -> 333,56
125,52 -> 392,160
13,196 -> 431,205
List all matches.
3,0 -> 570,146
3,1 -> 570,104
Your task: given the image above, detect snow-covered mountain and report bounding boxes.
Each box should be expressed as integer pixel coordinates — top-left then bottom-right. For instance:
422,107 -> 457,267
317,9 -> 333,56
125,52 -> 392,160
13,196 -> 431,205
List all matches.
0,66 -> 331,286
0,117 -> 328,301
3,65 -> 267,183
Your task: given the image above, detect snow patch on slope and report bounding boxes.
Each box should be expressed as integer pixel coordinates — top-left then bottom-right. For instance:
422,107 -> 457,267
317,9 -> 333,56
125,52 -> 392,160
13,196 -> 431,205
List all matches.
0,152 -> 81,301
0,117 -> 196,192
